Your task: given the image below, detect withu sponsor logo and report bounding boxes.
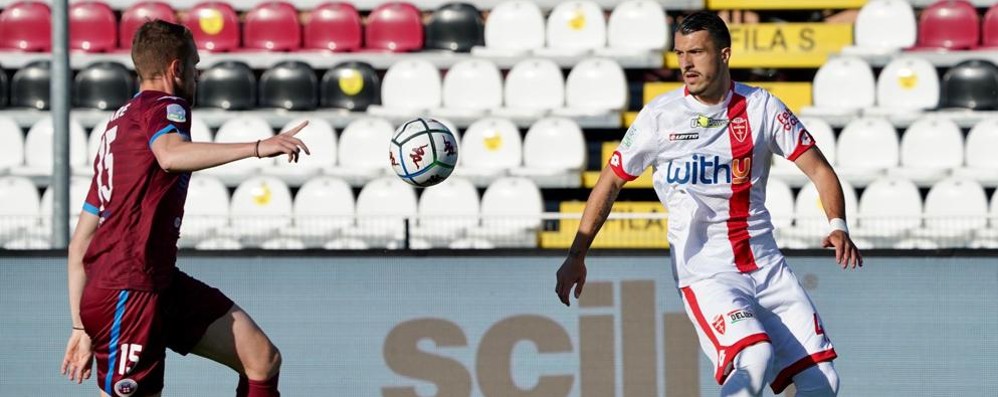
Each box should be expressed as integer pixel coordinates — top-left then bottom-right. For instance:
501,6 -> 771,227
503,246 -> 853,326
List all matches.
665,154 -> 751,185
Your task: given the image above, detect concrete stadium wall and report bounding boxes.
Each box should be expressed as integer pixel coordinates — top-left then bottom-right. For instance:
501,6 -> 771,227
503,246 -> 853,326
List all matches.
1,253 -> 996,396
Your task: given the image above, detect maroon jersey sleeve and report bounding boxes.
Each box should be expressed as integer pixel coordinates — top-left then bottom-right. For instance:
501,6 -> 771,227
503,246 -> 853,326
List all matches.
145,97 -> 192,147
83,175 -> 100,217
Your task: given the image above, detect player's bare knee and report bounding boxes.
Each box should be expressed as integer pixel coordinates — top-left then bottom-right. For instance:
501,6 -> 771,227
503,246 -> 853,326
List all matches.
792,362 -> 839,396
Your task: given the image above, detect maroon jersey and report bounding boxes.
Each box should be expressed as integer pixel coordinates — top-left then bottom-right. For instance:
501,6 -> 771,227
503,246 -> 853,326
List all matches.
83,91 -> 192,291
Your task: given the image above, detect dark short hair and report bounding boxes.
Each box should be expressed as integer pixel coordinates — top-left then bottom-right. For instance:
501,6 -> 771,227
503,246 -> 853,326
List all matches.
131,20 -> 195,80
677,11 -> 732,49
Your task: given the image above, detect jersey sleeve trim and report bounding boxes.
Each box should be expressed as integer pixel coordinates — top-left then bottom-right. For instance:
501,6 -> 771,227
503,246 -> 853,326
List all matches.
83,202 -> 100,216
148,124 -> 180,148
608,151 -> 639,181
786,138 -> 815,162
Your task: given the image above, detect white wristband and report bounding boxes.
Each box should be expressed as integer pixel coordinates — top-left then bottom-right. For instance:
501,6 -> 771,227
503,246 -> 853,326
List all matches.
829,218 -> 849,234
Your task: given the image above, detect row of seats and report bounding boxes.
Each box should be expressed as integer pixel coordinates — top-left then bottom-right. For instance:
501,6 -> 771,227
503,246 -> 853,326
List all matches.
0,175 -> 547,250
0,0 -> 667,56
847,0 -> 998,54
772,116 -> 998,188
0,115 -> 587,188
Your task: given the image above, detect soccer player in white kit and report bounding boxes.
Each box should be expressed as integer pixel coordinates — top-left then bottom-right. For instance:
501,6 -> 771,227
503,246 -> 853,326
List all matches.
555,12 -> 862,397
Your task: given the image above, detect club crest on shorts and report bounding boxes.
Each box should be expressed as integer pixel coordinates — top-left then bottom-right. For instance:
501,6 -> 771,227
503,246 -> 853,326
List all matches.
114,378 -> 138,397
712,314 -> 726,335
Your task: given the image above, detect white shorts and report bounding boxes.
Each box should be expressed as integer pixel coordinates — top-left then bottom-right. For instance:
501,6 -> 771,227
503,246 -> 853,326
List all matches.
679,260 -> 836,393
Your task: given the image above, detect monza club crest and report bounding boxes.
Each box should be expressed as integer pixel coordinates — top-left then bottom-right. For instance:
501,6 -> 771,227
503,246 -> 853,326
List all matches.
729,117 -> 748,142
712,314 -> 726,335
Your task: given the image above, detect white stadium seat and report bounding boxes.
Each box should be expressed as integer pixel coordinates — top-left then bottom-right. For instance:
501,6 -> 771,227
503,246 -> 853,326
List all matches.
0,176 -> 40,241
769,116 -> 836,187
190,115 -> 213,142
974,190 -> 998,247
834,117 -> 899,187
889,117 -> 963,187
452,117 -> 522,187
265,118 -> 338,187
412,177 -> 480,246
179,175 -> 230,247
228,176 -> 293,240
202,116 -> 274,187
800,57 -> 876,121
323,238 -> 369,250
913,178 -> 988,245
0,116 -> 25,173
326,117 -> 394,186
786,178 -> 858,240
368,60 -> 442,119
195,238 -> 244,250
510,117 -> 586,187
867,57 -> 939,118
596,0 -> 668,57
432,59 -> 504,123
260,237 -> 306,250
554,58 -> 628,118
954,118 -> 998,187
38,176 -> 90,237
841,0 -> 917,56
341,177 -> 417,247
535,0 -> 606,57
765,177 -> 795,231
12,117 -> 89,184
286,176 -> 355,243
471,0 -> 545,57
492,58 -> 565,121
852,177 -> 922,244
467,177 -> 543,247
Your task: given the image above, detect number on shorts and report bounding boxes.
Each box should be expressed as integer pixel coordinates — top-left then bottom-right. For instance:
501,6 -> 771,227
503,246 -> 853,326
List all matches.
118,343 -> 142,375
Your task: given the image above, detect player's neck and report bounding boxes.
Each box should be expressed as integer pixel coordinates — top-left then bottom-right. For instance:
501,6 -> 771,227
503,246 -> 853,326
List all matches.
139,78 -> 176,97
692,75 -> 732,105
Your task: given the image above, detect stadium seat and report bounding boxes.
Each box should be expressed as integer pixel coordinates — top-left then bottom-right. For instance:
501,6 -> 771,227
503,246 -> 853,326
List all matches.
228,176 -> 294,240
889,117 -> 963,187
197,61 -> 256,110
365,2 -> 423,52
320,61 -> 380,111
452,117 -> 522,187
914,0 -> 979,50
467,177 -> 543,248
425,3 -> 484,52
852,177 -> 922,244
10,60 -> 51,110
0,1 -> 51,51
510,117 -> 585,188
431,59 -> 503,122
0,116 -> 25,173
0,70 -> 8,108
788,178 -> 858,240
535,0 -> 606,57
940,60 -> 998,110
37,176 -> 91,236
471,0 -> 545,57
913,178 -> 988,244
11,117 -> 89,183
412,177 -> 480,246
73,62 -> 135,110
800,57 -> 875,120
833,117 -> 899,188
765,177 -> 795,231
596,0 -> 668,57
201,116 -> 274,186
0,176 -> 40,241
3,237 -> 52,249
866,57 -> 939,117
554,58 -> 627,117
243,1 -> 300,51
841,0 -> 916,55
265,118 -> 337,186
183,2 -> 240,52
260,237 -> 306,250
190,115 -> 212,142
769,116 -> 836,188
69,1 -> 117,52
493,58 -> 565,121
120,2 -> 177,50
303,2 -> 362,52
194,238 -> 243,250
259,61 -> 318,110
323,237 -> 369,250
983,4 -> 998,48
367,60 -> 441,118
179,174 -> 229,246
954,118 -> 998,186
342,176 -> 417,248
287,176 -> 355,242
326,117 -> 394,186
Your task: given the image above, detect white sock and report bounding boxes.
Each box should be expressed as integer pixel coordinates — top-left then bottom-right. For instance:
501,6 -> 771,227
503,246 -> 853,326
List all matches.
792,362 -> 839,397
720,342 -> 773,397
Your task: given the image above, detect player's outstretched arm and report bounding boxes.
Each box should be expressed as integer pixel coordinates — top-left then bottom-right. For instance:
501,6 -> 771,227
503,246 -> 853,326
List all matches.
151,121 -> 311,173
62,211 -> 98,384
794,147 -> 863,269
556,166 -> 628,306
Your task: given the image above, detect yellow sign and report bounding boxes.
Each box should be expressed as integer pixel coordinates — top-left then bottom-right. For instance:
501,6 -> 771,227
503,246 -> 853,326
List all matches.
642,82 -> 812,114
569,9 -> 587,30
541,202 -> 668,249
252,183 -> 272,206
483,131 -> 502,151
707,0 -> 867,9
897,68 -> 918,90
338,70 -> 364,96
198,9 -> 224,35
665,23 -> 852,69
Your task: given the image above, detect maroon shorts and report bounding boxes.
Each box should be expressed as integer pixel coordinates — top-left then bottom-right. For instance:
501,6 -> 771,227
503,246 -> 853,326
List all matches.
80,269 -> 234,397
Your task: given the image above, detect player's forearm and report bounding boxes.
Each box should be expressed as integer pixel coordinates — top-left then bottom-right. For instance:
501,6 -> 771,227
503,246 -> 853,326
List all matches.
810,166 -> 846,221
569,167 -> 623,258
158,141 -> 257,173
67,236 -> 91,328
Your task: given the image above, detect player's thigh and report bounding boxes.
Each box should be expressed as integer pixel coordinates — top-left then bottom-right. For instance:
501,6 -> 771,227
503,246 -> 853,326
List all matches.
188,304 -> 279,375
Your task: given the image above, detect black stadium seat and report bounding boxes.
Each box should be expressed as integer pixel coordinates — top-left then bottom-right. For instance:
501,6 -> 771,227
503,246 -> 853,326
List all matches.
197,61 -> 256,110
11,60 -> 51,109
941,59 -> 998,110
73,62 -> 135,110
425,3 -> 484,52
259,61 -> 317,110
0,70 -> 8,108
320,61 -> 380,111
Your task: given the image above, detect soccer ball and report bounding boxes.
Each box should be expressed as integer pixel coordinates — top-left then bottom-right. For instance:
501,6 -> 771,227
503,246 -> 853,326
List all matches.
389,118 -> 459,187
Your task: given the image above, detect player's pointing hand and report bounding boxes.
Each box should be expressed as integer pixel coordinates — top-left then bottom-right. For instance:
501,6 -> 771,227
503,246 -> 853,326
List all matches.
257,120 -> 312,163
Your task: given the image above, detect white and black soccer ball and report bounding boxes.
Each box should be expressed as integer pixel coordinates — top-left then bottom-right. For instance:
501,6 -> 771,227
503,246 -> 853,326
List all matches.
389,118 -> 459,187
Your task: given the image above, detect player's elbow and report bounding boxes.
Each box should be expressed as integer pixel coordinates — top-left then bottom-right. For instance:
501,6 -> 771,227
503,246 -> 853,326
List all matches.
155,152 -> 178,173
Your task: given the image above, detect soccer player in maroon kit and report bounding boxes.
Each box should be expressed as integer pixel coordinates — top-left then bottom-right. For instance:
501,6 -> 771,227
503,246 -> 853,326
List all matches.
59,20 -> 310,397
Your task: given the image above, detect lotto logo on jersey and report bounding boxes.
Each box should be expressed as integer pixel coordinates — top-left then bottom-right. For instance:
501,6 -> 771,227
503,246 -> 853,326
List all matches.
665,154 -> 751,185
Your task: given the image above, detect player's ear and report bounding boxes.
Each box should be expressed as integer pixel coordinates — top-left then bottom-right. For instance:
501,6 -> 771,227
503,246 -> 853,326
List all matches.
720,47 -> 731,65
168,59 -> 183,80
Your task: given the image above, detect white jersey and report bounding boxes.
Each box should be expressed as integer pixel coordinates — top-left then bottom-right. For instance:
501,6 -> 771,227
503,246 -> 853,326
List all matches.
609,82 -> 816,287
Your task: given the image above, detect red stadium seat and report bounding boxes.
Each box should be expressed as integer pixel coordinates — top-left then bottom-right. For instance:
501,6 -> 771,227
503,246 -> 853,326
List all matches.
244,1 -> 301,51
303,2 -> 362,51
983,4 -> 998,48
0,1 -> 51,51
70,1 -> 117,52
915,0 -> 979,50
365,2 -> 423,52
182,2 -> 240,52
120,2 -> 177,49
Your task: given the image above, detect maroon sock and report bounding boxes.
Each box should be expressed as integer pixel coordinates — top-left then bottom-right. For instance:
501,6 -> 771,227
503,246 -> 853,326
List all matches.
245,373 -> 280,397
236,375 -> 249,397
